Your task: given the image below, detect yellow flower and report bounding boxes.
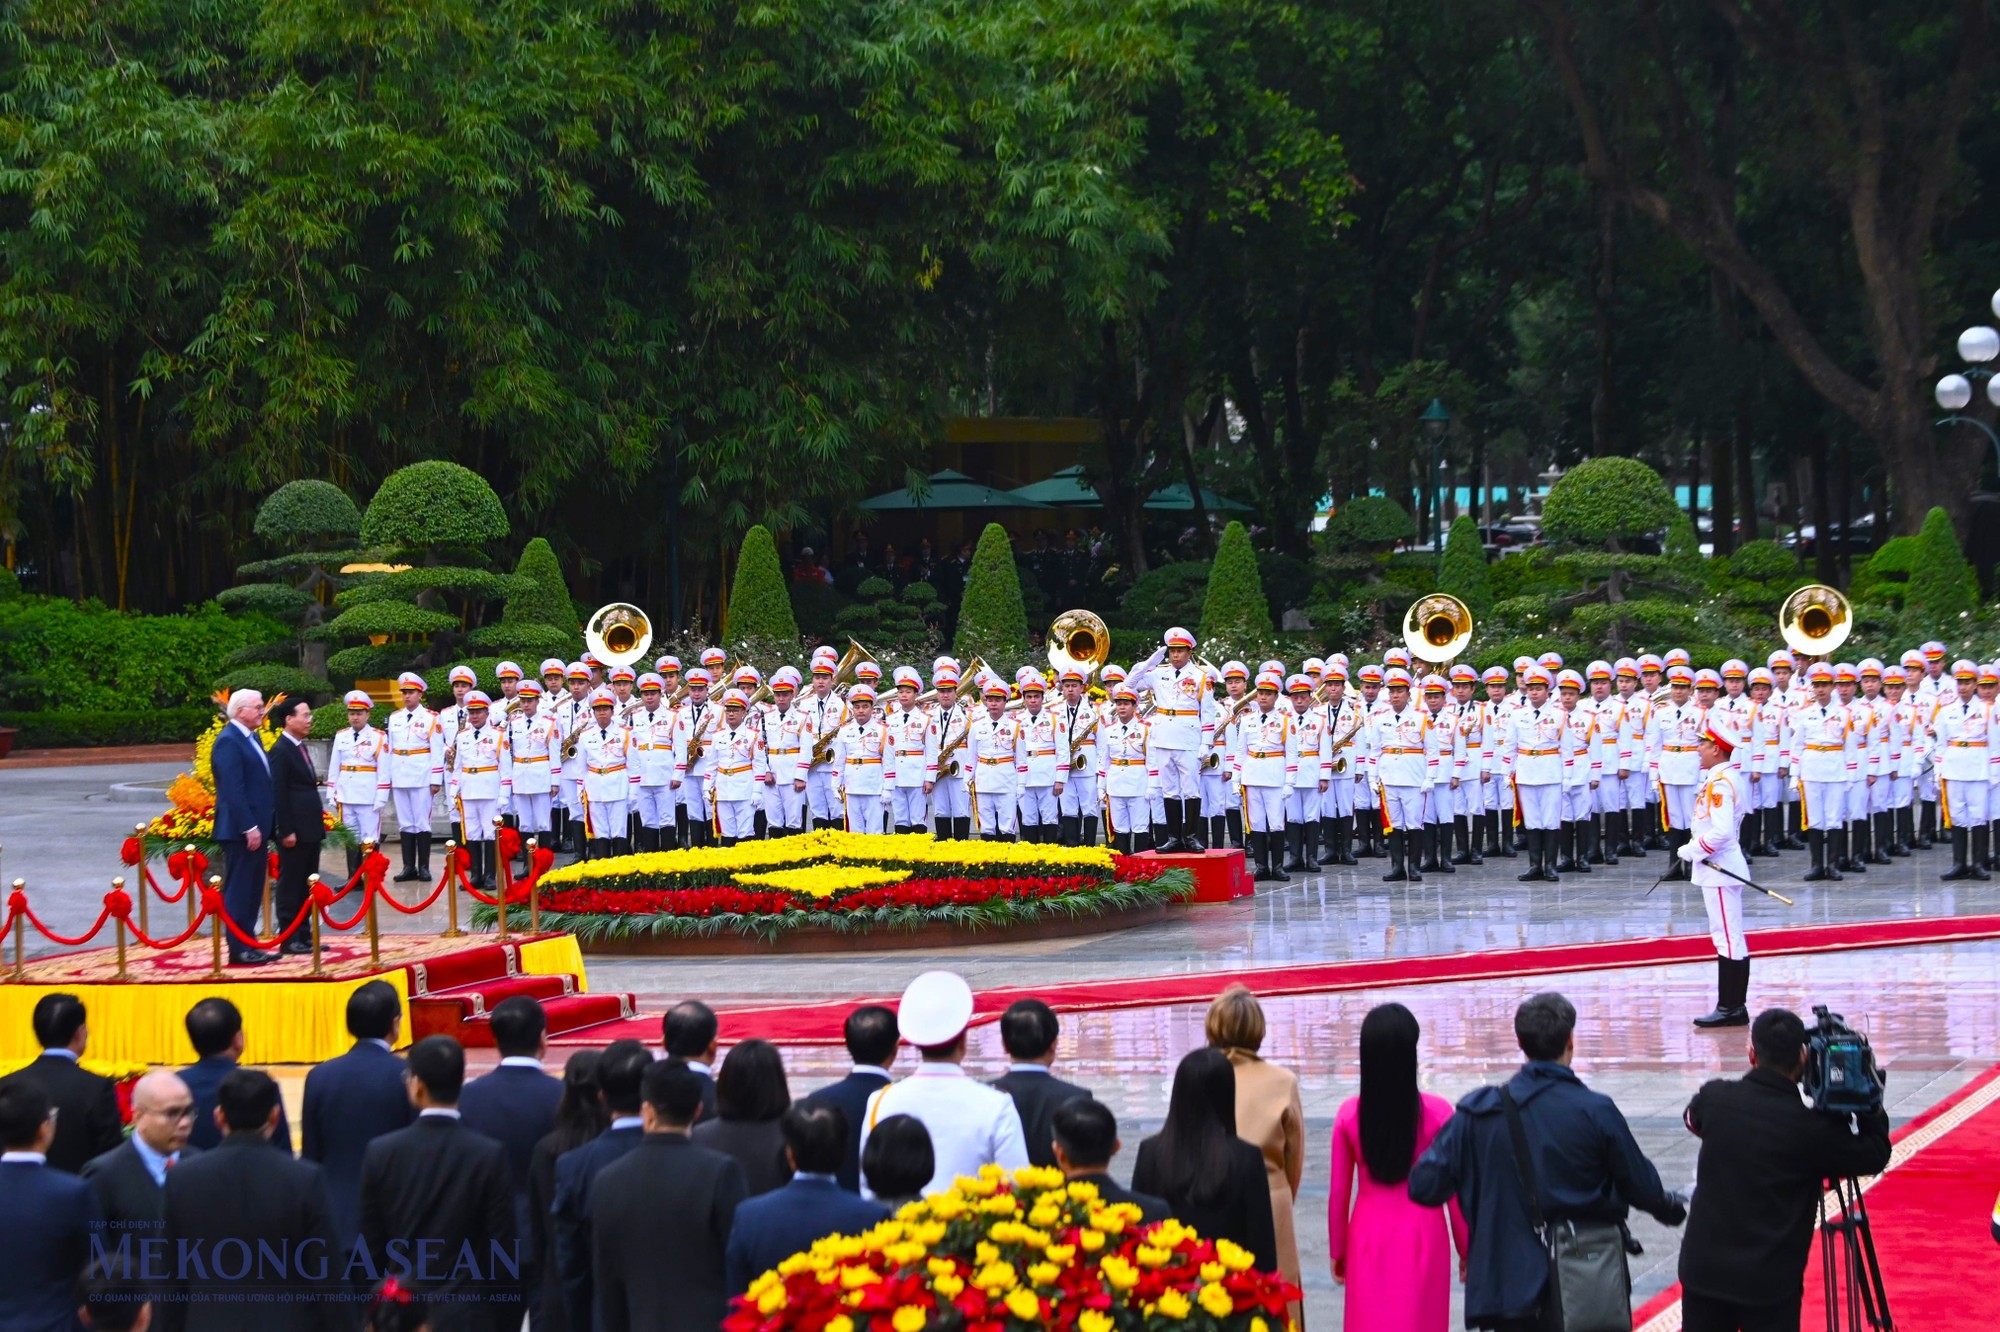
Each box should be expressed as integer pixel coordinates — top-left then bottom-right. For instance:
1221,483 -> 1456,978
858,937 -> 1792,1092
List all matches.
1215,1239 -> 1257,1272
1089,1211 -> 1127,1236
933,1274 -> 964,1299
1250,1319 -> 1270,1332
755,1286 -> 787,1315
1003,1289 -> 1040,1321
971,1261 -> 1017,1293
891,1306 -> 927,1332
975,1242 -> 1000,1267
926,1258 -> 956,1279
928,1195 -> 966,1222
1078,1312 -> 1115,1332
1198,1284 -> 1235,1319
1099,1257 -> 1138,1292
1078,1229 -> 1106,1253
839,1266 -> 879,1289
1026,1262 -> 1060,1287
1199,1261 -> 1226,1283
1044,1244 -> 1075,1266
1027,1204 -> 1062,1229
1135,1245 -> 1171,1268
733,865 -> 911,897
1065,1181 -> 1102,1203
1156,1289 -> 1192,1320
828,1318 -> 854,1332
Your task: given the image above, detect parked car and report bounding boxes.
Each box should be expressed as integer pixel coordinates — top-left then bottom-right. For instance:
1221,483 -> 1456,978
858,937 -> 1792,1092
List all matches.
1784,513 -> 1878,557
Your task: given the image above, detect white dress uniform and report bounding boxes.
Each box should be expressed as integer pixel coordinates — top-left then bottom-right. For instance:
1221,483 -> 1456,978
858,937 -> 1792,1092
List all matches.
1099,716 -> 1152,845
1014,705 -> 1068,834
1558,702 -> 1599,823
1887,693 -> 1925,812
1503,699 -> 1563,831
435,698 -> 473,827
386,705 -> 444,834
328,723 -> 391,846
1932,691 -> 1991,828
797,688 -> 850,828
928,701 -> 975,827
1323,693 -> 1366,820
856,1065 -> 1029,1201
1792,695 -> 1853,836
1836,694 -> 1872,830
966,710 -> 1028,837
552,688 -> 592,821
1286,700 -> 1330,829
1354,686 -> 1383,818
502,710 -> 560,841
1859,691 -> 1893,817
1614,688 -> 1653,813
1055,696 -> 1101,832
707,716 -> 768,842
577,722 -> 638,848
1648,701 -> 1705,831
885,703 -> 937,832
1686,760 -> 1751,962
1454,697 -> 1489,819
1749,696 -> 1787,813
674,697 -> 721,828
1129,651 -> 1211,799
451,721 -> 504,844
758,703 -> 808,835
833,717 -> 891,834
628,703 -> 680,839
1232,705 -> 1297,834
1420,700 -> 1459,828
1584,693 -> 1621,816
1373,703 -> 1432,833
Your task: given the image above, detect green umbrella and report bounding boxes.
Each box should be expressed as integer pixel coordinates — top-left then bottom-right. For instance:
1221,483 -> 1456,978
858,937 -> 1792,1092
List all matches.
1143,483 -> 1254,513
858,469 -> 1051,512
1005,465 -> 1100,506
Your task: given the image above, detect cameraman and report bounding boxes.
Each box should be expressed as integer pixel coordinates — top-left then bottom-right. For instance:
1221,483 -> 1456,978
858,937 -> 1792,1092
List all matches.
1678,1009 -> 1891,1331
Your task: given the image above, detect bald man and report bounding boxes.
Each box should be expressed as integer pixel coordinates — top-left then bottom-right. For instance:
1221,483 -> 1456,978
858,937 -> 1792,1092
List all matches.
82,1071 -> 200,1230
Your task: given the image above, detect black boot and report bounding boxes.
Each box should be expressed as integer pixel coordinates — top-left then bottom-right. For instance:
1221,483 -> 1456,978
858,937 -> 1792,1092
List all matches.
1839,823 -> 1866,873
1783,802 -> 1808,850
1431,824 -> 1455,873
1804,829 -> 1840,881
416,832 -> 433,881
1890,806 -> 1913,856
1298,820 -> 1320,872
1694,956 -> 1752,1028
1331,815 -> 1357,865
1489,811 -> 1515,858
1250,832 -> 1282,882
1155,800 -> 1183,854
1382,831 -> 1410,882
1748,807 -> 1776,857
1517,830 -> 1544,882
1974,826 -> 1994,880
1553,822 -> 1577,873
1224,808 -> 1244,849
1082,816 -> 1100,848
1356,815 -> 1382,857
1869,811 -> 1895,863
395,831 -> 422,882
1942,827 -> 1974,879
1596,813 -> 1615,866
1460,814 -> 1483,865
1575,817 -> 1597,872
1282,824 -> 1306,873
1622,809 -> 1648,857
1210,815 -> 1228,850
1918,799 -> 1937,849
1180,800 -> 1208,853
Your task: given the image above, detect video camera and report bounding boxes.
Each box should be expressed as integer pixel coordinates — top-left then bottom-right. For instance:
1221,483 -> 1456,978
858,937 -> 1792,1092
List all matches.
1803,1005 -> 1884,1117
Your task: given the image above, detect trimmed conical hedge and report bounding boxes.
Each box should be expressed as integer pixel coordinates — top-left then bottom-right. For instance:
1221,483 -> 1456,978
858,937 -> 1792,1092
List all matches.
724,524 -> 800,646
502,538 -> 580,635
1907,506 -> 1978,618
1198,521 -> 1273,644
953,523 -> 1030,664
1439,515 -> 1493,619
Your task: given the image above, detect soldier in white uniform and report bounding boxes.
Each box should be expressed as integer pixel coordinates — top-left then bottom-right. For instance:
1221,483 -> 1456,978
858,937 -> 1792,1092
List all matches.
796,647 -> 849,831
554,663 -> 594,856
1321,665 -> 1365,866
436,665 -> 477,844
1417,675 -> 1457,875
1829,663 -> 1871,873
1201,663 -> 1248,850
1744,667 -> 1786,857
1580,661 -> 1620,867
1129,626 -> 1211,853
1768,649 -> 1809,850
760,666 -> 808,839
1503,665 -> 1564,883
1853,661 -> 1894,865
575,688 -> 637,858
1054,667 -> 1100,847
1372,667 -> 1431,883
885,667 -> 936,836
450,691 -> 504,889
534,659 -> 570,851
328,689 -> 390,879
502,680 -> 559,864
833,684 -> 891,834
1553,670 -> 1598,875
1097,685 -> 1150,854
927,666 -> 974,841
1282,675 -> 1330,873
1014,678 -> 1068,842
1791,662 -> 1850,882
628,672 -> 680,852
1233,670 -> 1297,882
705,688 -> 767,845
672,668 -> 721,848
1445,664 -> 1487,868
1478,667 -> 1516,858
1683,714 -> 1754,1029
965,681 -> 1027,841
1350,665 -> 1385,858
1881,664 -> 1923,856
1932,660 -> 1992,880
386,671 -> 443,884
1647,664 -> 1705,878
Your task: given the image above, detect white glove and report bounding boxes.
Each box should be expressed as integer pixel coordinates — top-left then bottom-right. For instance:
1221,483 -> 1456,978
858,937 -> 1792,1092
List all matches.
1676,840 -> 1700,864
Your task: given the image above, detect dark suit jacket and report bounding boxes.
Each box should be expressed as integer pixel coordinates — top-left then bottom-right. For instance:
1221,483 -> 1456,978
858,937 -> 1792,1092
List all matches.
1064,1170 -> 1170,1223
691,1116 -> 791,1196
0,1159 -> 100,1332
590,1135 -> 746,1332
181,1055 -> 291,1154
550,1125 -> 645,1332
300,1041 -> 415,1244
799,1068 -> 892,1192
457,1064 -> 563,1241
81,1140 -> 202,1233
1680,1066 -> 1892,1304
0,1053 -> 123,1173
1132,1135 -> 1278,1273
158,1135 -> 346,1332
211,722 -> 274,844
270,736 -> 325,845
358,1115 -> 519,1332
989,1066 -> 1094,1169
723,1176 -> 886,1294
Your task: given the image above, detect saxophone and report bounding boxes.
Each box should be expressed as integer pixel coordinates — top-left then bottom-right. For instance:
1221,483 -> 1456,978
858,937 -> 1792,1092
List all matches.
1327,708 -> 1368,774
935,707 -> 971,779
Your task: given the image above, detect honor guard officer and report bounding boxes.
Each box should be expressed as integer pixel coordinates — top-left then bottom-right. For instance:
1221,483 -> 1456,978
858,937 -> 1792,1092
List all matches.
1504,665 -> 1564,883
886,667 -> 935,836
1474,667 -> 1512,858
1099,685 -> 1153,855
1320,664 -> 1365,866
711,689 -> 769,846
387,671 -> 444,884
1649,664 -> 1705,876
1233,670 -> 1297,882
1915,641 -> 1951,705
1351,664 -> 1387,858
1855,661 -> 1894,864
1055,668 -> 1101,847
1371,667 -> 1431,883
537,659 -> 570,850
966,681 -> 1028,841
1580,661 -> 1620,866
1015,676 -> 1067,843
608,663 -> 638,718
1207,662 -> 1251,850
1933,660 -> 1992,880
1769,650 -> 1809,850
437,665 -> 478,843
502,679 -> 559,863
1554,670 -> 1599,874
673,668 -> 721,848
1792,662 -> 1850,881
629,672 -> 680,852
493,662 -> 524,833
329,690 -> 391,879
556,663 -> 594,856
1744,668 -> 1785,857
833,684 -> 891,834
759,666 -> 808,839
451,691 -> 504,891
1881,665 -> 1923,856
1130,627 -> 1211,853
1684,714 -> 1754,1028
577,688 -> 638,859
1282,676 -> 1330,874
928,666 -> 975,841
1417,675 -> 1460,874
1445,665 -> 1487,868
799,647 -> 850,831
1829,664 -> 1870,872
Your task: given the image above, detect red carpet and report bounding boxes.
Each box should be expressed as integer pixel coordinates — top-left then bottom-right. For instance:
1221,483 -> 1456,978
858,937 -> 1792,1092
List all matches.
554,911 -> 2000,1047
1635,1062 -> 2000,1331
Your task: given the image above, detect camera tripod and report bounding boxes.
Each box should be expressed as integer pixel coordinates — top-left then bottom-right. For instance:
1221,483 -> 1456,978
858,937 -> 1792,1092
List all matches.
1819,1175 -> 1893,1331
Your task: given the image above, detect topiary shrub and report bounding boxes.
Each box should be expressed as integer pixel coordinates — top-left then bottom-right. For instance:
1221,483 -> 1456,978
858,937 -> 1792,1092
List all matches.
255,479 -> 361,544
1849,535 -> 1921,606
220,478 -> 366,695
954,523 -> 1031,664
500,538 -> 580,636
1198,522 -> 1274,645
835,577 -> 935,651
1324,496 -> 1415,551
1541,457 -> 1680,546
1728,539 -> 1800,584
724,525 -> 801,649
1906,507 -> 1979,619
359,461 -> 509,550
1438,515 -> 1494,619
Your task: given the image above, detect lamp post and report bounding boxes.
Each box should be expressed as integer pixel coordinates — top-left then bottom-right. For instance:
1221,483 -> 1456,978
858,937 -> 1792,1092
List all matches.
1935,302 -> 2000,478
1421,398 -> 1453,554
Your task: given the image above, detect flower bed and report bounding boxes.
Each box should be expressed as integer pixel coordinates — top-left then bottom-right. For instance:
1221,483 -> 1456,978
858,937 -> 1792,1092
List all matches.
476,829 -> 1191,943
725,1164 -> 1299,1332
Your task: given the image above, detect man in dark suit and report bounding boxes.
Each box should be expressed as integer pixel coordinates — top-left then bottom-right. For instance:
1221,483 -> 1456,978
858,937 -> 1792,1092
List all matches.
210,689 -> 278,966
179,998 -> 290,1153
157,1069 -> 345,1332
988,999 -> 1092,1169
267,697 -> 324,957
1050,1099 -> 1169,1221
551,1040 -> 652,1332
0,993 -> 123,1172
0,1079 -> 102,1330
1678,1009 -> 1893,1332
457,998 -> 561,1310
358,1036 -> 519,1331
661,1000 -> 719,1119
591,1060 -> 746,1332
724,1103 -> 885,1293
82,1070 -> 200,1232
301,980 -> 415,1246
799,1004 -> 897,1192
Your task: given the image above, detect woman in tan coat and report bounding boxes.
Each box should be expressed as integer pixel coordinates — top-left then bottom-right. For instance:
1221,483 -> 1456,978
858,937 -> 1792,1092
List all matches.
1206,985 -> 1306,1327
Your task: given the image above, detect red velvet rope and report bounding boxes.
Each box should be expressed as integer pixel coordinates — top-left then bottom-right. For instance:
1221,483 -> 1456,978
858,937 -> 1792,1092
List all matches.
373,853 -> 452,915
319,880 -> 375,932
15,899 -> 115,948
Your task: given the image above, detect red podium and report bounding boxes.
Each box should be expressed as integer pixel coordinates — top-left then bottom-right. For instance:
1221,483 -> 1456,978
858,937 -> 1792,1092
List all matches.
1133,848 -> 1255,902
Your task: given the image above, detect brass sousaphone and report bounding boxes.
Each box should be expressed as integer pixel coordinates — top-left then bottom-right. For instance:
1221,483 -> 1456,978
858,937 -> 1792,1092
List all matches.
1778,584 -> 1853,659
1403,593 -> 1475,665
1047,609 -> 1111,679
584,602 -> 654,668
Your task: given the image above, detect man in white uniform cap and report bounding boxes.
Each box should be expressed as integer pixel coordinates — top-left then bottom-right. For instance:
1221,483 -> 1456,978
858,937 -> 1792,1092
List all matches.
856,971 -> 1029,1199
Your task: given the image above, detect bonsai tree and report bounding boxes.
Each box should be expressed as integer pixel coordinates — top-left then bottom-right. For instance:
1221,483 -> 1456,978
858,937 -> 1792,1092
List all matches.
1540,457 -> 1700,655
1906,506 -> 1978,619
1198,521 -> 1273,652
322,461 -> 519,681
1438,514 -> 1494,619
954,523 -> 1031,665
835,577 -> 938,654
469,537 -> 582,661
723,524 -> 800,657
1318,496 -> 1418,641
215,479 -> 362,696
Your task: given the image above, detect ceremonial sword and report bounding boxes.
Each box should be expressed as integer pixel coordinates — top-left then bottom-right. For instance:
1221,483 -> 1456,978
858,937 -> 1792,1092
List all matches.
1645,856 -> 1794,905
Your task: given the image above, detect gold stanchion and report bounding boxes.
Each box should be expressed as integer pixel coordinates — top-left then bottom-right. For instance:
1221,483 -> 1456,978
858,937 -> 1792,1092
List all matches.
493,815 -> 511,941
365,863 -> 381,967
307,873 -> 324,976
207,875 -> 225,978
11,878 -> 25,981
526,838 -> 541,935
132,825 -> 149,941
441,839 -> 464,939
112,878 -> 129,980
184,844 -> 198,929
